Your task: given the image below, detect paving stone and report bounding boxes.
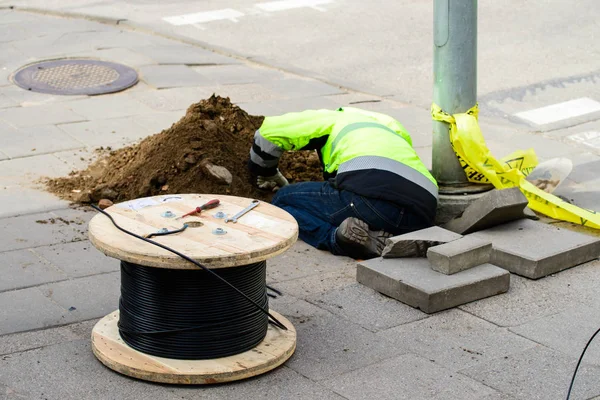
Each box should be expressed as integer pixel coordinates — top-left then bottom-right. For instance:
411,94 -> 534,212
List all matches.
64,96 -> 155,120
32,241 -> 120,279
270,297 -> 405,381
38,272 -> 120,321
307,283 -> 427,332
263,78 -> 345,98
0,249 -> 66,292
459,273 -> 585,327
382,226 -> 463,258
357,258 -> 510,314
57,116 -> 152,148
191,64 -> 285,85
139,65 -> 213,89
0,287 -> 70,335
0,84 -> 86,107
459,345 -> 600,400
471,219 -> 600,279
0,92 -> 17,108
0,211 -> 87,253
379,309 -> 536,372
0,123 -> 84,158
189,83 -> 288,104
132,44 -> 238,65
320,353 -> 502,400
510,304 -> 600,365
71,47 -> 156,68
240,96 -> 342,115
0,340 -> 187,400
427,237 -> 492,275
415,145 -> 433,170
131,86 -> 216,111
0,104 -> 86,127
0,185 -> 69,218
267,240 -> 354,283
444,188 -> 529,234
0,319 -> 95,358
52,148 -> 100,170
132,110 -> 186,132
0,154 -> 75,186
0,149 -> 8,161
272,267 -> 356,300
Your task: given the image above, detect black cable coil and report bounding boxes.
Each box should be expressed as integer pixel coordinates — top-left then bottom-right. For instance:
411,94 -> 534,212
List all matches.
118,260 -> 269,360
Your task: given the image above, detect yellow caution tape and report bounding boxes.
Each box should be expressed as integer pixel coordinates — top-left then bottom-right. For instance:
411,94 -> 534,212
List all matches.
431,103 -> 600,229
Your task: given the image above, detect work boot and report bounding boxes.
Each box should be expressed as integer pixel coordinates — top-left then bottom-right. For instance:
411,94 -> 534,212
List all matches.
335,217 -> 392,259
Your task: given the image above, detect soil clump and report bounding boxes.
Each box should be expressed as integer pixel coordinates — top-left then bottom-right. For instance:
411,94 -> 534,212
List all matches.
46,95 -> 323,203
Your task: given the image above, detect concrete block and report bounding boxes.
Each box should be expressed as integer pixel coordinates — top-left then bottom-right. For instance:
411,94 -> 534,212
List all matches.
444,187 -> 529,234
320,353 -> 502,400
133,44 -> 238,65
460,346 -> 600,400
382,226 -> 463,258
427,237 -> 492,275
0,287 -> 69,335
0,249 -> 66,292
0,104 -> 86,127
470,219 -> 600,279
0,123 -> 84,158
65,96 -> 154,120
139,65 -> 213,89
357,258 -> 510,314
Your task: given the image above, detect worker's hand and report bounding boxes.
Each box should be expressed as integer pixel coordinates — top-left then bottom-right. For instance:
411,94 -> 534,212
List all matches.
257,170 -> 289,191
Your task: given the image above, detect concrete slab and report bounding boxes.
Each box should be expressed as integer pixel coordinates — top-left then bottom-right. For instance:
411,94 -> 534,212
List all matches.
0,92 -> 17,108
0,211 -> 87,253
0,287 -> 70,335
0,84 -> 86,107
32,241 -> 120,278
271,267 -> 356,299
64,96 -> 154,120
459,345 -> 600,400
0,124 -> 84,158
382,226 -> 463,258
132,110 -> 186,133
139,65 -> 213,89
132,44 -> 238,65
0,249 -> 66,292
270,296 -> 405,381
191,64 -> 285,85
0,185 -> 69,219
320,353 -> 502,400
263,78 -> 345,98
443,187 -> 529,234
57,116 -> 152,148
37,272 -> 120,321
70,47 -> 156,68
427,237 -> 492,275
307,283 -> 427,332
471,219 -> 600,279
242,96 -> 343,115
131,86 -> 216,111
379,309 -> 536,372
0,154 -> 76,186
0,104 -> 86,127
357,258 -> 510,314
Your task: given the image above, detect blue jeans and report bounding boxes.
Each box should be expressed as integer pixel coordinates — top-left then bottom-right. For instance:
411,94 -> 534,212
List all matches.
272,181 -> 429,256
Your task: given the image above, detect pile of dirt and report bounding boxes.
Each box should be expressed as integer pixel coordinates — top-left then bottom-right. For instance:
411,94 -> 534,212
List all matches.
46,95 -> 323,203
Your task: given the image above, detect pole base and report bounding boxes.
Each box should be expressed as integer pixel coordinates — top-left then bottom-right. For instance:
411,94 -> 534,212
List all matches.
438,183 -> 494,195
435,191 -> 491,226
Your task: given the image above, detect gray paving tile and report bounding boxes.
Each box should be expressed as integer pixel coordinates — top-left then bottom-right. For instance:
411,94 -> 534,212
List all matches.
0,93 -> 17,108
263,78 -> 345,98
510,305 -> 600,365
70,47 -> 156,68
415,145 -> 432,170
132,44 -> 238,65
267,240 -> 355,283
0,340 -> 186,400
459,274 -> 583,327
32,241 -> 120,279
0,319 -> 94,356
0,211 -> 87,253
508,133 -> 582,160
459,345 -> 600,400
131,110 -> 186,132
0,249 -> 66,292
273,267 -> 356,299
180,366 -> 346,400
308,283 -> 427,332
64,96 -> 155,120
139,65 -> 213,89
0,84 -> 87,107
38,272 -> 120,321
320,353 -> 501,400
380,309 -> 537,372
0,104 -> 86,127
131,86 -> 217,111
568,151 -> 600,184
0,287 -> 69,335
0,124 -> 84,158
52,148 -> 100,170
0,185 -> 69,219
188,83 -> 288,104
57,116 -> 152,148
270,297 -> 405,381
0,149 -> 8,161
240,96 -> 342,115
191,64 -> 285,85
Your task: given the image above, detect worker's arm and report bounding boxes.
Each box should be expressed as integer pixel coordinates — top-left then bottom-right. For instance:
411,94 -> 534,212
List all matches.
338,107 -> 413,147
249,110 -> 339,184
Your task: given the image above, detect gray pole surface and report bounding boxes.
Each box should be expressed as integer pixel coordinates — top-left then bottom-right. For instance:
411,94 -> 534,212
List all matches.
432,0 -> 477,187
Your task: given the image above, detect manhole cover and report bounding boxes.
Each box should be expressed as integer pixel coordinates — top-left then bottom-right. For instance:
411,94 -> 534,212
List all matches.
13,59 -> 138,95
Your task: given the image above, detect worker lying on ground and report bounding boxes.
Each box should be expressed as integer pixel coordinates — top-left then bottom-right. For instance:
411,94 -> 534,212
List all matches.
248,107 -> 438,259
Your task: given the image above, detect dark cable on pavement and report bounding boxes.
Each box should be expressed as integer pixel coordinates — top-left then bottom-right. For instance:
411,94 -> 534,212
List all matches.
566,326 -> 600,400
90,204 -> 287,331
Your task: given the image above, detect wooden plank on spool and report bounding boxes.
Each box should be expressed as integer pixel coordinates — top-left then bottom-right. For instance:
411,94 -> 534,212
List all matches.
88,194 -> 299,269
92,310 -> 296,384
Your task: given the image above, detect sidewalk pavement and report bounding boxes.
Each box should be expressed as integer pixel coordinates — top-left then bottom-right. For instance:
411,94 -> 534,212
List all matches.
1,9 -> 600,400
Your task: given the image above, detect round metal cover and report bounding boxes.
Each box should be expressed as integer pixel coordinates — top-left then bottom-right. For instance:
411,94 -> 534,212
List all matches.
13,59 -> 138,95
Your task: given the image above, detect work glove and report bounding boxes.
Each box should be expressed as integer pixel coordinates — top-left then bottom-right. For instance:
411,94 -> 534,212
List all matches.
257,170 -> 289,191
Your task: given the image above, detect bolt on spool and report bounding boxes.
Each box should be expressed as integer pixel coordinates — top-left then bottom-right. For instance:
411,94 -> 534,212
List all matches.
158,228 -> 169,233
214,211 -> 227,219
212,228 -> 227,235
161,211 -> 176,218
